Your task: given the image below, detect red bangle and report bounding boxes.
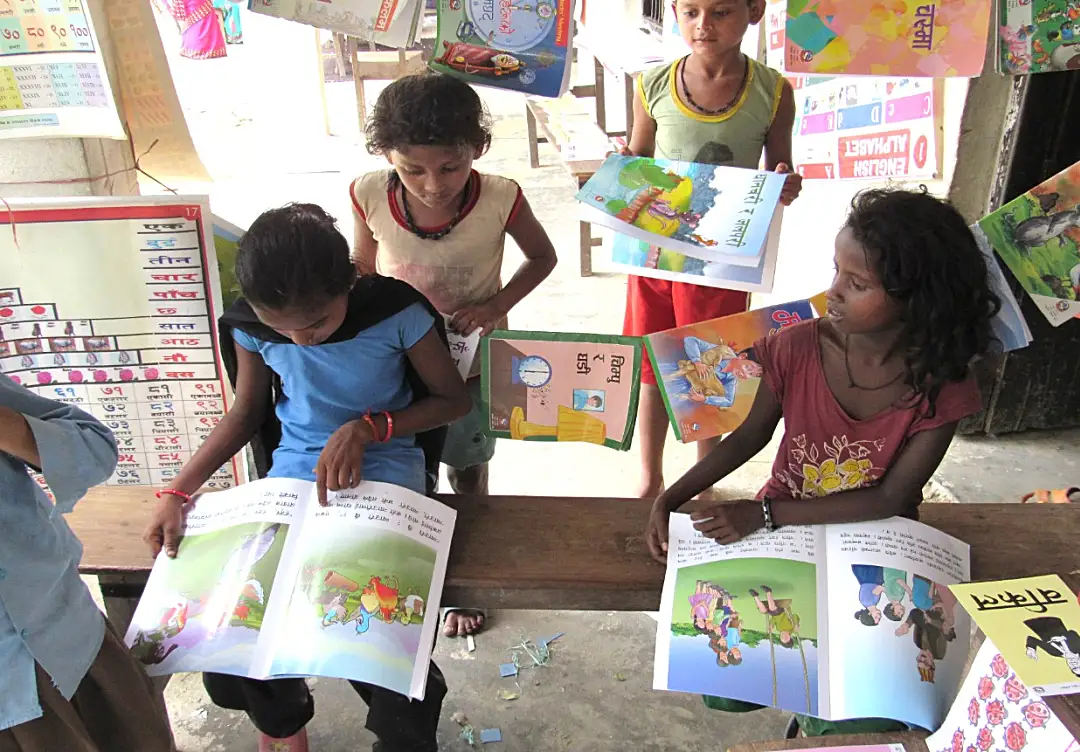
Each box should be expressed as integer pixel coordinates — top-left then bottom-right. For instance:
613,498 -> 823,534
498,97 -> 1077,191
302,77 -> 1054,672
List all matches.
362,412 -> 383,442
382,411 -> 394,442
156,489 -> 192,504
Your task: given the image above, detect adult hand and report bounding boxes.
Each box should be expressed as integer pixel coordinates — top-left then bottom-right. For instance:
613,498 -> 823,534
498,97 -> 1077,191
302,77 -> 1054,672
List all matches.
690,500 -> 763,544
688,389 -> 706,403
144,495 -> 188,558
775,163 -> 803,206
694,361 -> 711,380
315,419 -> 374,505
450,301 -> 504,337
646,501 -> 671,564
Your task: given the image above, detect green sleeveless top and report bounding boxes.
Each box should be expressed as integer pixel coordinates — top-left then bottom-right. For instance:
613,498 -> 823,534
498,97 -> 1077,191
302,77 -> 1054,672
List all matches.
637,56 -> 784,167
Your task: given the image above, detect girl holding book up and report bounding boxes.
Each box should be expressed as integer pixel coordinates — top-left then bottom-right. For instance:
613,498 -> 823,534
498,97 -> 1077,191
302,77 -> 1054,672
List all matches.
646,186 -> 1001,737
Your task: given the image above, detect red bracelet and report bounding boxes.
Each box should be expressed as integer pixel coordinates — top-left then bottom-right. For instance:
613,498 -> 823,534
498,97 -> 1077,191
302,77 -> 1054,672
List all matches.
156,489 -> 192,504
381,411 -> 394,442
362,412 -> 383,442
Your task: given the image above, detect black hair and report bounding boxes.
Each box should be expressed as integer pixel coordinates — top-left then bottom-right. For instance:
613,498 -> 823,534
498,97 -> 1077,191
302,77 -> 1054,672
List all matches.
844,187 -> 1001,415
235,203 -> 357,310
854,608 -> 877,627
365,72 -> 492,156
884,602 -> 904,622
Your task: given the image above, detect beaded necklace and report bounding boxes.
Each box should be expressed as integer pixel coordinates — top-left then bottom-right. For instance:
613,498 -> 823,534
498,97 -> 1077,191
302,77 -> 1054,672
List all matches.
679,54 -> 749,117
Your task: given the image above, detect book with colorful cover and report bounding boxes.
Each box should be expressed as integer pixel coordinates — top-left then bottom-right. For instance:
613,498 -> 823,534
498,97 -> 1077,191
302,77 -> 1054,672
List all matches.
950,575 -> 1080,697
653,515 -> 971,729
248,0 -> 423,48
971,224 -> 1034,352
577,155 -> 786,268
923,636 -> 1078,752
976,159 -> 1080,327
480,330 -> 642,451
783,0 -> 992,77
998,0 -> 1080,75
428,0 -> 575,98
124,478 -> 455,700
645,299 -> 816,444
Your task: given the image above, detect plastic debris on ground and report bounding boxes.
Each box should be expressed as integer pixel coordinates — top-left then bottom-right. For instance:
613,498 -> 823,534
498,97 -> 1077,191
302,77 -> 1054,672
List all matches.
451,712 -> 477,747
480,728 -> 503,744
467,634 -> 476,652
498,662 -> 518,678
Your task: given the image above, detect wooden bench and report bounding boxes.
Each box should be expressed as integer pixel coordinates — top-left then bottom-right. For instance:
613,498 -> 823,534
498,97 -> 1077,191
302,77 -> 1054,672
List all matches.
524,94 -> 610,277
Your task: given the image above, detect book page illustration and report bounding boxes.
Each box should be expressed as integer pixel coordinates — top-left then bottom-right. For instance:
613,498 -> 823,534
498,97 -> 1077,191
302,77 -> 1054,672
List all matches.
999,0 -> 1080,75
654,515 -> 826,717
951,575 -> 1080,697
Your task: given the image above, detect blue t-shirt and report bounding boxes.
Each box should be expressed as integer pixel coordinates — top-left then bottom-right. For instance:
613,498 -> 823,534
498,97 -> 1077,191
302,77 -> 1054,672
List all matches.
232,302 -> 434,494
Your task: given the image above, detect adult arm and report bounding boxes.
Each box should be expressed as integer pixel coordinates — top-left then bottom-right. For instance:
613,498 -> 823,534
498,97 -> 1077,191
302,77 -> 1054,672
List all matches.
0,377 -> 118,511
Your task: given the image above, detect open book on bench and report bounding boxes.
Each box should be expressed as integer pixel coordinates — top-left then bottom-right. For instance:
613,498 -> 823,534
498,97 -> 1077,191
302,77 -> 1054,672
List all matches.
123,478 -> 455,700
653,515 -> 971,730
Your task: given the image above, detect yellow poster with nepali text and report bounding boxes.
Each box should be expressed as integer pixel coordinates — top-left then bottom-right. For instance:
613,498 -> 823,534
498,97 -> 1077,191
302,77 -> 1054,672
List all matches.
950,575 -> 1080,697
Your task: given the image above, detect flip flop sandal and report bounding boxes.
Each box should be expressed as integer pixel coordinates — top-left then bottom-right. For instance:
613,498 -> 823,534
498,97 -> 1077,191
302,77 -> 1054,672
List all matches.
1020,487 -> 1078,504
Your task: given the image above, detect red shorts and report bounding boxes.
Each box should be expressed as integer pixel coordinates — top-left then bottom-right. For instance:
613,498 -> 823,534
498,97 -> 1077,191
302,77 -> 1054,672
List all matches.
623,276 -> 749,385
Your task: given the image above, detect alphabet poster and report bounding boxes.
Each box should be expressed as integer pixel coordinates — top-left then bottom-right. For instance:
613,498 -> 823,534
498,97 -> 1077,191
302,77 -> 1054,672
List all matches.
0,196 -> 243,490
0,0 -> 124,139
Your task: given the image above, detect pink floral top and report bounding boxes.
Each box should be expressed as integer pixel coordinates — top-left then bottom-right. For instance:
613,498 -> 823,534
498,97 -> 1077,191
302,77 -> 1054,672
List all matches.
754,320 -> 982,509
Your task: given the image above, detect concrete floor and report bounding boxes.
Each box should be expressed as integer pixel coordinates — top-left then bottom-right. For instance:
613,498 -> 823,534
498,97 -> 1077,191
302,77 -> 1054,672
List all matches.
110,12 -> 1080,750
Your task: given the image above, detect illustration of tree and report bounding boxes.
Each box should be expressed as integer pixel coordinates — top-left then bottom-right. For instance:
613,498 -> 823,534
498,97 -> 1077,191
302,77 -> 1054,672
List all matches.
767,616 -> 778,706
787,603 -> 812,713
617,158 -> 682,192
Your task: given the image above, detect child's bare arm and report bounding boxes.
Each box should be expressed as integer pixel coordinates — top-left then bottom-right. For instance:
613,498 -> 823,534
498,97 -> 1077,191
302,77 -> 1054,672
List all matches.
627,91 -> 656,157
144,342 -> 272,557
398,328 -> 472,432
352,210 -> 379,275
764,79 -> 802,205
451,196 -> 557,336
657,384 -> 783,511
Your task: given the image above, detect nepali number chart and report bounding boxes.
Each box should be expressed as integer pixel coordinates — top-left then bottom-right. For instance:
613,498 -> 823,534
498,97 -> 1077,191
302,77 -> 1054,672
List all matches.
0,197 -> 242,490
0,0 -> 122,138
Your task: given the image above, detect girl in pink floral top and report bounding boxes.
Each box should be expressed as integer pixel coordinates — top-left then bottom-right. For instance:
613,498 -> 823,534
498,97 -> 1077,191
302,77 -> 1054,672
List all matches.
647,187 -> 1001,557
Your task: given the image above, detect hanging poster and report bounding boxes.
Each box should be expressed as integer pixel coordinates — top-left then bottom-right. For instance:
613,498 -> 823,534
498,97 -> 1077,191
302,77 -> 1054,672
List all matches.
0,0 -> 124,139
998,0 -> 1080,75
764,0 -> 943,181
249,0 -> 424,49
0,196 -> 243,491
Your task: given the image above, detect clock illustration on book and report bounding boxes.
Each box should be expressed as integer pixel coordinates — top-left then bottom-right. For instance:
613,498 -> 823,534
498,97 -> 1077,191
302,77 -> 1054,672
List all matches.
512,355 -> 552,388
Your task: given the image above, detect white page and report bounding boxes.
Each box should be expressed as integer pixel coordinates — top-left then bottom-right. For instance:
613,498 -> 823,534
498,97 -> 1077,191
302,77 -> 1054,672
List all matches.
654,514 -> 829,717
823,518 -> 971,730
443,315 -> 480,379
125,478 -> 311,678
264,481 -> 456,700
925,637 -> 1078,752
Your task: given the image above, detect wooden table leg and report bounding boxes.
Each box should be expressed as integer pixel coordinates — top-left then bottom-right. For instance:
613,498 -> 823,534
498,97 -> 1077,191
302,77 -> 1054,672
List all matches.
593,56 -> 607,134
351,37 -> 367,131
526,104 -> 541,169
578,175 -> 594,277
98,573 -> 172,695
623,71 -> 635,138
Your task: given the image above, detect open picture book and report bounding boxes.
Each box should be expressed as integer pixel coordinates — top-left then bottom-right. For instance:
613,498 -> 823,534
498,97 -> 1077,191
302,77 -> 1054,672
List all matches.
124,478 -> 455,700
653,515 -> 972,730
576,156 -> 785,285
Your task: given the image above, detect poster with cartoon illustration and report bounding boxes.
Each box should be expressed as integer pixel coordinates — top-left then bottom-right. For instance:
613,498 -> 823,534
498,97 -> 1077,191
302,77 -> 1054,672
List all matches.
783,0 -> 991,77
125,477 -> 455,700
645,299 -> 816,443
480,330 -> 642,451
998,0 -> 1080,75
950,575 -> 1080,697
577,156 -> 786,267
654,515 -> 970,728
924,637 -> 1078,752
977,159 -> 1080,326
428,0 -> 575,97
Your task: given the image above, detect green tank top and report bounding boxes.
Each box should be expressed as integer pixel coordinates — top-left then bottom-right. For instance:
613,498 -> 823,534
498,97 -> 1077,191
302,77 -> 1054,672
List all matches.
637,56 -> 784,167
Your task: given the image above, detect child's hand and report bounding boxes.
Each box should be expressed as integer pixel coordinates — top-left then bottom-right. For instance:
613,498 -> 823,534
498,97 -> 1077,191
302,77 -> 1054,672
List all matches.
646,500 -> 671,563
774,163 -> 803,206
144,495 -> 188,559
690,500 -> 763,544
450,301 -> 504,337
315,419 -> 374,505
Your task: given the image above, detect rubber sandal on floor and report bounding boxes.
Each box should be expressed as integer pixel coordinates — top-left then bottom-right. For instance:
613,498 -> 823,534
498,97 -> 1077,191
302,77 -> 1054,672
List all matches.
1020,487 -> 1078,504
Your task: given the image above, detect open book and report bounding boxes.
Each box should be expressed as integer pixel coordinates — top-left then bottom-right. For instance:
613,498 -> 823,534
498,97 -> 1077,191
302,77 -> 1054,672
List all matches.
124,478 -> 454,700
653,515 -> 971,730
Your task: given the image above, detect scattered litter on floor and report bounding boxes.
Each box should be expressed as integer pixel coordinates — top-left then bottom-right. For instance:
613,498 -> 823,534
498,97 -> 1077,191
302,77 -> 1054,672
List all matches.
467,634 -> 476,652
480,728 -> 503,744
613,672 -> 626,682
452,712 -> 477,747
499,662 -> 518,678
497,688 -> 520,701
538,632 -> 564,649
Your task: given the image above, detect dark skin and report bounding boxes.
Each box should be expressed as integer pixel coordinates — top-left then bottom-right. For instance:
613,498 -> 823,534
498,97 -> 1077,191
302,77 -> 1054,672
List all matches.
143,291 -> 471,559
645,227 -> 964,562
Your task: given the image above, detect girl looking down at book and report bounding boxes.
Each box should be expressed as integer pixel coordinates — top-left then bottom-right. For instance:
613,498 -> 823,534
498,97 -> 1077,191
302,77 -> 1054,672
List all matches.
648,187 -> 1000,736
350,71 -> 557,638
646,187 -> 1000,554
143,204 -> 469,752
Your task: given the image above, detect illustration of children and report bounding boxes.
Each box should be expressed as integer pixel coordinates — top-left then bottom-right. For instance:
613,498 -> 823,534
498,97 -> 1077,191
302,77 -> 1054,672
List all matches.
900,574 -> 936,613
322,593 -> 348,628
851,564 -> 885,626
749,586 -> 800,646
882,568 -> 909,622
401,593 -> 425,625
895,607 -> 954,683
689,580 -> 717,630
930,581 -> 957,638
660,337 -> 762,409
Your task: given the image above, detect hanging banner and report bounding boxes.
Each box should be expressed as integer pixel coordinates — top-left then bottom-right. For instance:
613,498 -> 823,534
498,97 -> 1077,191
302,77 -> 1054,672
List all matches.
0,0 -> 124,139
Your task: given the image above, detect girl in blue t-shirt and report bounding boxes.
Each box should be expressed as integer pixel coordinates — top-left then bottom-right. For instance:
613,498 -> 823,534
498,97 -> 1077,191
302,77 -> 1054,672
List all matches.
144,203 -> 470,752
